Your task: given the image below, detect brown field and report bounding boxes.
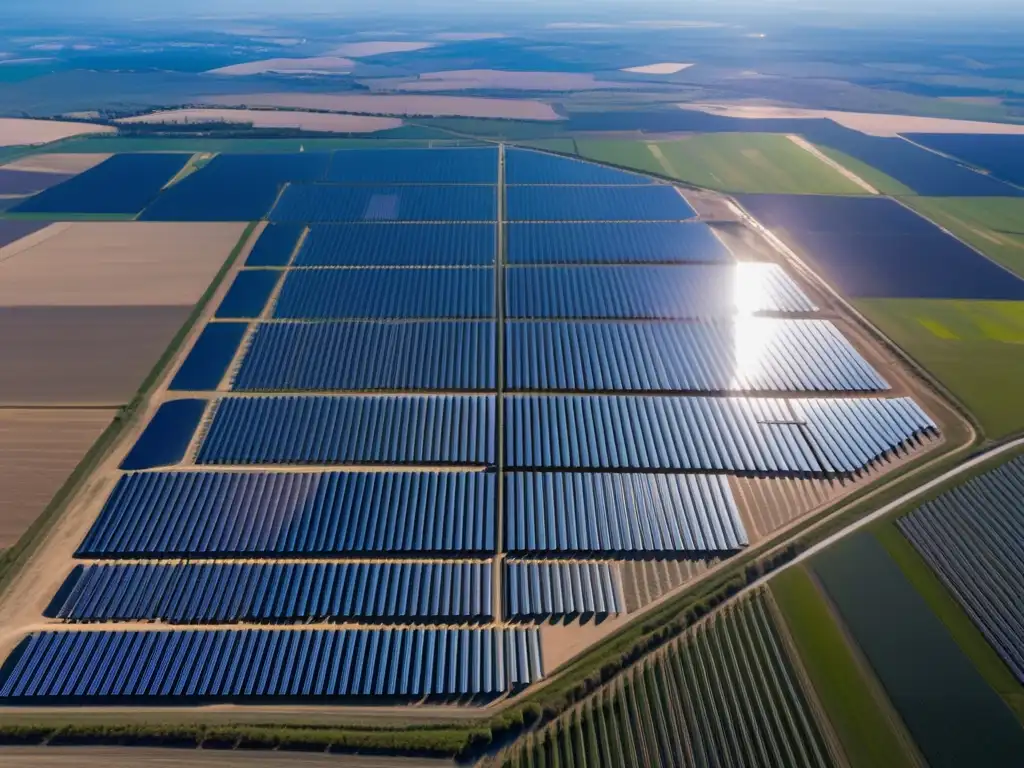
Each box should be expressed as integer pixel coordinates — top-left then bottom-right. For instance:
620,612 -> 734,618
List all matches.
0,118 -> 114,147
0,408 -> 114,548
678,102 -> 1024,136
206,56 -> 355,76
0,222 -> 248,307
1,153 -> 111,174
326,41 -> 435,57
370,69 -> 626,91
201,93 -> 563,121
118,109 -> 402,133
621,62 -> 693,75
0,306 -> 191,405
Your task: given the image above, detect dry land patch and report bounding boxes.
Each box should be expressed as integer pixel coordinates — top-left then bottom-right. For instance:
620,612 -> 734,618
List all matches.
201,93 -> 563,121
1,153 -> 111,174
206,56 -> 355,76
327,41 -> 435,57
0,119 -> 113,147
621,62 -> 693,74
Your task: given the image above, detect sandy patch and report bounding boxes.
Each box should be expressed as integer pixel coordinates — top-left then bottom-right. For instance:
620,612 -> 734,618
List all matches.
0,222 -> 247,307
0,118 -> 114,148
0,408 -> 115,548
327,41 -> 435,57
207,56 -> 355,76
118,109 -> 401,133
432,32 -> 506,41
1,153 -> 110,174
622,62 -> 693,75
0,306 -> 192,406
371,69 -> 623,92
677,102 -> 1024,137
202,93 -> 563,121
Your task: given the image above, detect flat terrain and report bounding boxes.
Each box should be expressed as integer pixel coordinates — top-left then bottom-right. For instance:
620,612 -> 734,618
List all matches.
370,70 -> 625,91
200,93 -> 563,121
0,408 -> 115,548
857,299 -> 1024,439
118,109 -> 403,133
621,62 -> 693,74
577,134 -> 870,194
900,197 -> 1024,278
0,748 -> 446,767
0,222 -> 248,306
206,56 -> 355,76
812,147 -> 914,196
0,119 -> 112,147
0,154 -> 110,174
0,306 -> 191,405
327,41 -> 436,57
676,104 -> 1024,137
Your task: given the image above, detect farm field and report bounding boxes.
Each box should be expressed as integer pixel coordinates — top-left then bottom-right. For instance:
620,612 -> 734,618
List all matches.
856,299 -> 1024,438
497,589 -> 838,768
899,197 -> 1024,278
813,532 -> 1024,767
0,118 -> 113,147
811,146 -> 915,195
0,409 -> 115,548
576,134 -> 870,194
770,566 -> 914,768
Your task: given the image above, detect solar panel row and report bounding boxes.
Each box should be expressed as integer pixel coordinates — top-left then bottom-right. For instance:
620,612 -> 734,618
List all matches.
504,148 -> 652,186
506,395 -> 936,473
78,471 -> 496,557
271,185 -> 497,223
505,264 -> 816,319
328,147 -> 498,184
197,395 -> 495,466
53,562 -> 494,623
273,268 -> 494,319
169,322 -> 247,391
214,270 -> 280,319
506,222 -> 733,264
296,223 -> 496,266
235,321 -> 495,391
244,223 -> 305,267
0,628 -> 543,701
506,185 -> 696,222
505,319 -> 888,392
505,561 -> 623,618
506,473 -> 745,554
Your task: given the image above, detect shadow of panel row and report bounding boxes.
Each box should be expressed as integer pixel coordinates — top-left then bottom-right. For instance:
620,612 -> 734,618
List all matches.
0,628 -> 542,702
78,471 -> 496,558
505,561 -> 624,619
505,264 -> 816,319
49,562 -> 494,624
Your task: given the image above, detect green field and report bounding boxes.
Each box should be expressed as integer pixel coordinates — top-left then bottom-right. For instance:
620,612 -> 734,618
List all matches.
812,146 -> 915,195
874,521 -> 1024,721
857,298 -> 1024,439
500,590 -> 836,768
813,532 -> 1024,768
901,197 -> 1024,278
576,134 -> 872,194
770,566 -> 913,768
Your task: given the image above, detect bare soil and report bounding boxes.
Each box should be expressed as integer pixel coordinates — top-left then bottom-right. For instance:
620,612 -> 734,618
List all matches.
0,119 -> 113,147
119,109 -> 402,133
0,222 -> 248,307
0,306 -> 192,405
327,41 -> 436,57
621,63 -> 693,75
1,154 -> 111,174
201,93 -> 563,121
0,408 -> 115,548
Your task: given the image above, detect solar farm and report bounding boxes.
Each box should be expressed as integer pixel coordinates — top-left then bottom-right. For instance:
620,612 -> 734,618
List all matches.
0,145 -> 944,709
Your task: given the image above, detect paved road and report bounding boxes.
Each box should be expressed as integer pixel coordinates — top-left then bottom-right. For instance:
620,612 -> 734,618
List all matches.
0,746 -> 449,767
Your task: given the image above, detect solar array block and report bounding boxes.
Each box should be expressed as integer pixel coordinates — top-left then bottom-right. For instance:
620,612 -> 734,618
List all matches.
119,400 -> 205,471
328,147 -> 498,184
271,185 -> 497,222
506,319 -> 888,392
506,396 -> 935,473
898,457 -> 1024,683
77,471 -> 496,557
197,395 -> 495,466
296,223 -> 495,266
214,270 -> 280,319
506,222 -> 733,264
506,185 -> 696,222
505,562 -> 623,618
235,321 -> 495,391
506,473 -> 746,553
54,562 -> 494,623
0,628 -> 542,701
274,268 -> 494,319
505,148 -> 653,185
169,322 -> 247,391
507,264 -> 816,319
245,223 -> 304,267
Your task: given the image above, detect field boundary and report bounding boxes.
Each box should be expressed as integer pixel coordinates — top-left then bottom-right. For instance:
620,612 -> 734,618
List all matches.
0,222 -> 257,600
